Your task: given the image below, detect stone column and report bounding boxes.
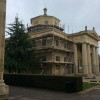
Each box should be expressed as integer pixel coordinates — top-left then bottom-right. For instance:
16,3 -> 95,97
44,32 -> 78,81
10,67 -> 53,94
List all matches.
82,43 -> 88,75
74,43 -> 78,74
95,47 -> 99,74
0,0 -> 9,99
87,44 -> 92,75
92,46 -> 96,74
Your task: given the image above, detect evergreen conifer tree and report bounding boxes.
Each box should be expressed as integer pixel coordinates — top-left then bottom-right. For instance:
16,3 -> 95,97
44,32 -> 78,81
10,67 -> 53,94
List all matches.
5,16 -> 36,73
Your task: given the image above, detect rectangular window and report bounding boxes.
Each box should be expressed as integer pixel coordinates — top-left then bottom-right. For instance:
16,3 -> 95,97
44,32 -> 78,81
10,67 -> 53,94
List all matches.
64,57 -> 67,62
45,21 -> 48,25
56,56 -> 60,61
56,64 -> 60,69
42,38 -> 46,46
64,42 -> 67,48
34,21 -> 38,25
41,56 -> 46,61
56,40 -> 59,46
32,40 -> 36,47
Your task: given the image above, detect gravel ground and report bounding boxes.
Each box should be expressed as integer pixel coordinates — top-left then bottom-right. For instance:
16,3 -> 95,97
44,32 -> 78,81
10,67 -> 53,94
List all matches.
9,86 -> 100,100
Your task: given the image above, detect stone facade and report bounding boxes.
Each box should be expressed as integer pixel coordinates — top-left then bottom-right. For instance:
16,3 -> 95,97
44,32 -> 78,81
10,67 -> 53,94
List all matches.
0,0 -> 9,99
28,8 -> 100,77
68,28 -> 100,76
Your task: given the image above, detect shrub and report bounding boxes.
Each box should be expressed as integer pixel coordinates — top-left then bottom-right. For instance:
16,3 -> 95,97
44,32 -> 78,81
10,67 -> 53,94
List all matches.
4,74 -> 82,93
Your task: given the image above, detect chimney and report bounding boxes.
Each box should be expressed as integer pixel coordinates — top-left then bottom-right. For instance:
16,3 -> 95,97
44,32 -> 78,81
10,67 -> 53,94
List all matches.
93,27 -> 95,31
85,26 -> 87,31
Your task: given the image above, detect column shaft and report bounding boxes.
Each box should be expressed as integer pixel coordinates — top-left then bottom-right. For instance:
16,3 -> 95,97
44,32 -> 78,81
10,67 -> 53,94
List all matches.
74,44 -> 78,74
87,44 -> 92,74
95,47 -> 99,74
92,46 -> 96,74
0,1 -> 9,99
0,0 -> 6,80
82,43 -> 88,74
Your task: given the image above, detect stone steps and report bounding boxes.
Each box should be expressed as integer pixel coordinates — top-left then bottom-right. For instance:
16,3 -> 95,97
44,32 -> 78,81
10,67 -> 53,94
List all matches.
83,76 -> 100,84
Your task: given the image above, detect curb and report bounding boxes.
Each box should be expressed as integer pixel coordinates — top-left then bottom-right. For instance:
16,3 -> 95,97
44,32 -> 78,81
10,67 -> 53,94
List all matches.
78,85 -> 100,94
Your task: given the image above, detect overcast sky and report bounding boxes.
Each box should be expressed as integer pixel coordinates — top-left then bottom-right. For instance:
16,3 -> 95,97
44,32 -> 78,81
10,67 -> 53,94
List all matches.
6,0 -> 100,34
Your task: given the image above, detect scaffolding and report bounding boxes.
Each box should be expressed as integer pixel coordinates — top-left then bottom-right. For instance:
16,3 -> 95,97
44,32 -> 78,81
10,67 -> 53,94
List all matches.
61,51 -> 73,75
29,21 -> 74,75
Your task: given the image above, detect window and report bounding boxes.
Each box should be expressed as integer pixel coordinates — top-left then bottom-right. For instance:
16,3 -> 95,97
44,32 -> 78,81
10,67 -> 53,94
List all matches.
45,21 -> 48,25
32,40 -> 36,47
64,57 -> 67,62
41,63 -> 46,69
41,56 -> 46,61
56,56 -> 60,61
42,38 -> 46,46
55,21 -> 57,25
56,40 -> 59,46
64,42 -> 67,48
34,21 -> 38,25
56,64 -> 60,69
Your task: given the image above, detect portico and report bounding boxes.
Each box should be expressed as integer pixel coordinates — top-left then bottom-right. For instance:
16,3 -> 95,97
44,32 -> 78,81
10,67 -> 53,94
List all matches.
69,27 -> 100,76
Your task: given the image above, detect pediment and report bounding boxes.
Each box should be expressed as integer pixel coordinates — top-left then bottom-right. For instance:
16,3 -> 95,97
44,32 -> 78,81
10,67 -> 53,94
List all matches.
87,31 -> 99,41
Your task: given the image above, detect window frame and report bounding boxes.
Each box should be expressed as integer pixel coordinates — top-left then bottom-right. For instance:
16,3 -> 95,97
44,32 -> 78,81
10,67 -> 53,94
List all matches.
42,38 -> 46,46
56,64 -> 60,69
56,56 -> 60,61
45,21 -> 49,25
41,56 -> 46,61
56,40 -> 59,46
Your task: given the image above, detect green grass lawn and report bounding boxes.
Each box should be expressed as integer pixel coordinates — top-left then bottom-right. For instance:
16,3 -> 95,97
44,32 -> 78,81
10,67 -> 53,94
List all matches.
83,82 -> 98,90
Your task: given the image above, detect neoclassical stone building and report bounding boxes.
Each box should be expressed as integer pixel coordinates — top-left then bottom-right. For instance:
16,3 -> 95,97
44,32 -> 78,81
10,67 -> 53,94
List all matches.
68,27 -> 100,76
28,8 -> 100,77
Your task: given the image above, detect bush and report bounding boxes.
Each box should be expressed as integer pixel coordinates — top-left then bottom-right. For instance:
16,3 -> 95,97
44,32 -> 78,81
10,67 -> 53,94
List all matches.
4,74 -> 83,93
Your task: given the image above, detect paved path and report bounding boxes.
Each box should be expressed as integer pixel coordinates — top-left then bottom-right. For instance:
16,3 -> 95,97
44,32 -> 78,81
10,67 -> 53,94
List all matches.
9,86 -> 100,100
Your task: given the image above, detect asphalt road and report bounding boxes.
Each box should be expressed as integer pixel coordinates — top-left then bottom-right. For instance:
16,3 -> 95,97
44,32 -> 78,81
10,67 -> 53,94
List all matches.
9,86 -> 100,100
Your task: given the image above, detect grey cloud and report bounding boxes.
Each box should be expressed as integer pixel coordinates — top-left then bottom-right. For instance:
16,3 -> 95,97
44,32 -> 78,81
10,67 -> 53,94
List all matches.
6,0 -> 100,34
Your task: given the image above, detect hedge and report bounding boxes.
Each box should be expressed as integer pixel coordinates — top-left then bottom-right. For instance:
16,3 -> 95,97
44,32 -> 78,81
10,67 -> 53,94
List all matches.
4,74 -> 83,93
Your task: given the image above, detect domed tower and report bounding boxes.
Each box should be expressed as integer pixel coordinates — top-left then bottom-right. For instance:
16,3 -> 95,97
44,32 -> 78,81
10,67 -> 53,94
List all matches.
28,8 -> 74,76
28,7 -> 64,32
